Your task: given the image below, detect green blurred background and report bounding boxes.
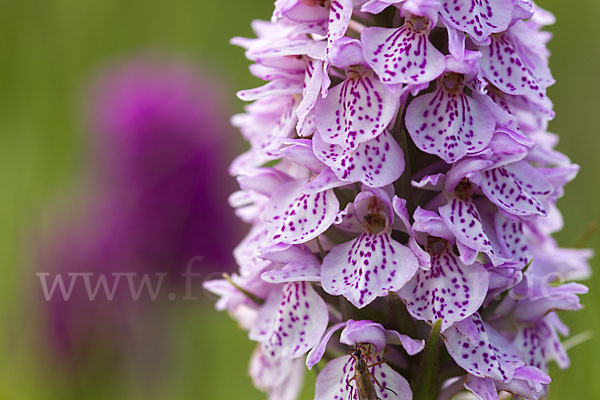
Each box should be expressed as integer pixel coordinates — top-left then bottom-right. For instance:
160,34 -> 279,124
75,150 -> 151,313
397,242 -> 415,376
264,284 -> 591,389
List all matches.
0,0 -> 597,398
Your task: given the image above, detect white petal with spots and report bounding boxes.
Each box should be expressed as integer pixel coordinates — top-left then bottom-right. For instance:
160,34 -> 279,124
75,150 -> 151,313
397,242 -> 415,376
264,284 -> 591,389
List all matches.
315,71 -> 398,149
322,232 -> 420,308
405,86 -> 495,163
439,197 -> 505,265
262,179 -> 340,245
479,33 -> 548,100
249,282 -> 329,359
444,313 -> 524,382
399,250 -> 489,331
313,130 -> 405,188
494,212 -> 531,267
480,161 -> 553,219
440,0 -> 513,42
362,24 -> 445,85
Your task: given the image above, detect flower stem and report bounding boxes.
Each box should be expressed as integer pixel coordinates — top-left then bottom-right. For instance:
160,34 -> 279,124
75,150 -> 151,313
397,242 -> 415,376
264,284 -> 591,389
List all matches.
412,319 -> 442,400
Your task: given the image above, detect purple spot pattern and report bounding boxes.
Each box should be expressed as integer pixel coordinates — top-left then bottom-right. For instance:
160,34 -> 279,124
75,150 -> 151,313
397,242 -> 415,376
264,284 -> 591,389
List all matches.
440,0 -> 513,42
495,212 -> 531,268
480,162 -> 553,218
327,0 -> 353,53
399,248 -> 488,331
480,33 -> 548,99
405,83 -> 495,163
251,282 -> 329,359
322,232 -> 420,309
444,313 -> 523,382
439,197 -> 500,263
314,354 -> 412,400
362,25 -> 445,85
313,130 -> 405,188
315,72 -> 396,149
263,182 -> 340,245
234,225 -> 271,276
297,58 -> 322,137
513,322 -> 569,372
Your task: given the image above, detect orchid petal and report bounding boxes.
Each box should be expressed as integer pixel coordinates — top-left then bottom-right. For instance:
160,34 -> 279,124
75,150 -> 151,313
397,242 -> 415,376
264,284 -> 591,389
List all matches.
440,0 -> 513,43
315,70 -> 398,149
322,232 -> 420,308
405,85 -> 495,163
250,282 -> 329,359
313,130 -> 405,188
399,249 -> 489,331
480,161 -> 553,219
361,24 -> 445,85
444,313 -> 524,382
262,179 -> 339,245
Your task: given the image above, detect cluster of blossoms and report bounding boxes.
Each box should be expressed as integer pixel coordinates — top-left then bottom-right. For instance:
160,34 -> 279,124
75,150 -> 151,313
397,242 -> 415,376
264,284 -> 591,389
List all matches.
205,1 -> 592,399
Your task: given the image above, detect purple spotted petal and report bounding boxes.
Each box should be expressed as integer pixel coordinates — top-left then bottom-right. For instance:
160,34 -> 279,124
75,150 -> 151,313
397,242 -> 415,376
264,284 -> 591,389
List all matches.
262,179 -> 340,244
405,85 -> 495,163
250,282 -> 329,359
479,33 -> 547,100
315,70 -> 398,149
361,24 -> 445,85
513,316 -> 570,371
439,197 -> 507,265
322,232 -> 420,308
399,249 -> 489,331
494,212 -> 531,267
315,354 -> 412,400
313,130 -> 405,188
439,0 -> 513,43
297,58 -> 324,137
479,161 -> 553,219
327,0 -> 354,56
443,313 -> 524,382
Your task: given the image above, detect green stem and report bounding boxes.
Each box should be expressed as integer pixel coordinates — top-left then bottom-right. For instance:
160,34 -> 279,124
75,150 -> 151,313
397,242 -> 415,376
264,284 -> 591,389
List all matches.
413,319 -> 442,400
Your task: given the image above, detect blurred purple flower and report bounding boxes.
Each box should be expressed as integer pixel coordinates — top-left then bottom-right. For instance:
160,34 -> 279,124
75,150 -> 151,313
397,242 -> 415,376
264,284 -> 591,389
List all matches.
89,57 -> 241,273
37,55 -> 242,370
